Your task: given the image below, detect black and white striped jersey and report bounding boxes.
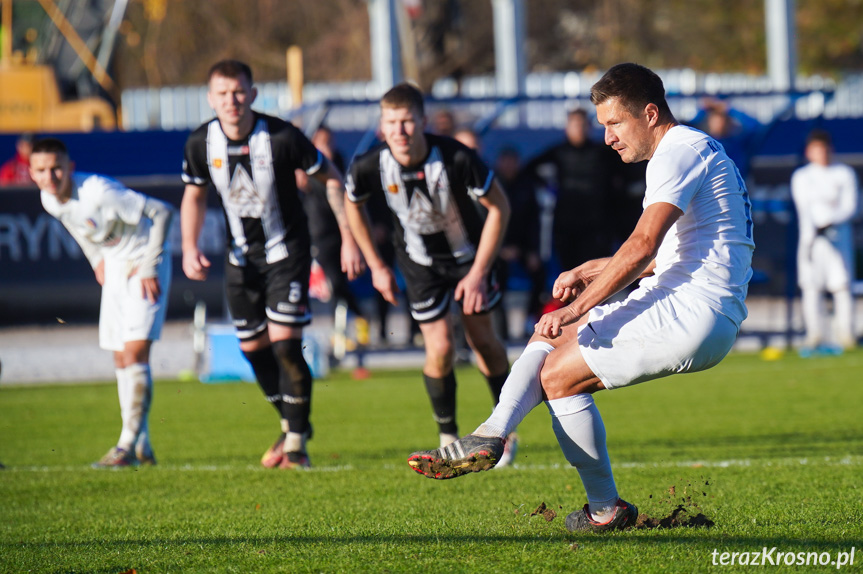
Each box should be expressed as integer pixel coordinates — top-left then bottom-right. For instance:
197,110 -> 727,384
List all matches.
182,112 -> 324,266
346,134 -> 494,267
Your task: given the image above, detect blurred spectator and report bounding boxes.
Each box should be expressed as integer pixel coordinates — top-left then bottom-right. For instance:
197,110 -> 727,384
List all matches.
791,129 -> 859,355
454,126 -> 481,153
494,146 -> 547,339
522,108 -> 625,271
430,108 -> 456,137
297,126 -> 368,355
0,133 -> 35,186
690,98 -> 762,179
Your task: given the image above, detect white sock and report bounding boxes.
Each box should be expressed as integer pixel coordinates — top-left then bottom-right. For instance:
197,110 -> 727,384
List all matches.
475,341 -> 553,439
283,432 -> 306,454
115,368 -> 132,449
117,363 -> 152,451
801,289 -> 824,347
546,394 -> 618,521
832,288 -> 855,348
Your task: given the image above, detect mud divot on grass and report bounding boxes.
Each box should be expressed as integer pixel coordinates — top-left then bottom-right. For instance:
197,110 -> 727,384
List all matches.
636,481 -> 715,529
529,502 -> 558,522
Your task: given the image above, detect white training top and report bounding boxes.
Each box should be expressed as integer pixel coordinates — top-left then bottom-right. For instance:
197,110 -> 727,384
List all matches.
637,125 -> 755,326
40,173 -> 152,268
791,161 -> 858,252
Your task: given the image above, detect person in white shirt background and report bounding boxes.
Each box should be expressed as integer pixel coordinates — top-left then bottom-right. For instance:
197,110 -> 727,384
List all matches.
791,129 -> 859,355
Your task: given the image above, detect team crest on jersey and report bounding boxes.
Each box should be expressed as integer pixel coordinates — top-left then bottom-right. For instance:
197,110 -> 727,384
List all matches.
387,183 -> 399,193
406,191 -> 449,234
227,165 -> 264,218
213,159 -> 223,168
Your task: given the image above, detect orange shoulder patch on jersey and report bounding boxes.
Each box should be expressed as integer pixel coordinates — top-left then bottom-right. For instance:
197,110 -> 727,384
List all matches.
387,184 -> 399,193
213,159 -> 223,169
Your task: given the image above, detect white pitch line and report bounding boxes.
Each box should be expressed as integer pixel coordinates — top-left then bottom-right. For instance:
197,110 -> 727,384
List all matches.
5,456 -> 860,473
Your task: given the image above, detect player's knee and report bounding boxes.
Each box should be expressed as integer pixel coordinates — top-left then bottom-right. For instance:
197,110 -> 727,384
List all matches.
540,356 -> 588,400
423,333 -> 454,363
468,334 -> 506,364
238,329 -> 270,353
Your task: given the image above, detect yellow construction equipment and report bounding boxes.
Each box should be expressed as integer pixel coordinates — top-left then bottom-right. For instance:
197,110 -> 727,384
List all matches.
0,0 -> 118,132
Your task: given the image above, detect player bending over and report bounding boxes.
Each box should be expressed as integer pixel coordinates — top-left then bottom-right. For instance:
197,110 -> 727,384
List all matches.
31,138 -> 174,468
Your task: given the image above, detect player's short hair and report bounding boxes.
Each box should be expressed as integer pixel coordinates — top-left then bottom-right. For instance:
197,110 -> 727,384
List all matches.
496,145 -> 520,159
208,59 -> 253,85
381,83 -> 425,116
31,137 -> 69,158
806,129 -> 832,147
590,63 -> 673,120
567,107 -> 588,120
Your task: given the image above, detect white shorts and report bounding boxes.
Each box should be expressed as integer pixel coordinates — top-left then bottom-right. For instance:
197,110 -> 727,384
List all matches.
99,255 -> 171,351
797,236 -> 853,293
578,286 -> 739,390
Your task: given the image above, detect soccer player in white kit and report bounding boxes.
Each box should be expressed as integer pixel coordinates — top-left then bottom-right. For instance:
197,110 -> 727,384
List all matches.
30,138 -> 174,468
791,129 -> 859,354
408,63 -> 755,533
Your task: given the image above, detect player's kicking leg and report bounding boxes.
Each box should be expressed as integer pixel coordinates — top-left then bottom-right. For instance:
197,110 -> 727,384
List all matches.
408,340 -> 553,478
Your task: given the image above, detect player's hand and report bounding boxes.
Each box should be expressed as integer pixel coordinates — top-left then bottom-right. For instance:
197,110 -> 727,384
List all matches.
552,267 -> 591,303
141,277 -> 161,303
94,260 -> 105,286
341,240 -> 366,281
370,264 -> 399,306
183,249 -> 211,281
534,304 -> 581,339
454,269 -> 487,315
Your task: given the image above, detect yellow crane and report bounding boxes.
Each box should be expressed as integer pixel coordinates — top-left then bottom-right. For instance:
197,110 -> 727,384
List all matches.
0,0 -> 117,132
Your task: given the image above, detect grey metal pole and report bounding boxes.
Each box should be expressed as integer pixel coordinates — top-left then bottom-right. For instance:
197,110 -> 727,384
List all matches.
368,0 -> 404,92
765,0 -> 797,92
492,0 -> 526,97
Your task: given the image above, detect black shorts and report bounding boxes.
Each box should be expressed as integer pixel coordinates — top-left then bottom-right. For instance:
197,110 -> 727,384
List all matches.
396,251 -> 503,323
225,253 -> 312,340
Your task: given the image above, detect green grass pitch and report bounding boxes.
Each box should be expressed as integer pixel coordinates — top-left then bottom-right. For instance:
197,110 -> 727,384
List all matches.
1,349 -> 862,573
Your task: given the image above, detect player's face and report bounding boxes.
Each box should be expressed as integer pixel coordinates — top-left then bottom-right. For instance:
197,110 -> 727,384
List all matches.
380,105 -> 426,162
29,151 -> 73,200
595,97 -> 654,163
208,73 -> 257,132
565,113 -> 589,146
805,140 -> 831,166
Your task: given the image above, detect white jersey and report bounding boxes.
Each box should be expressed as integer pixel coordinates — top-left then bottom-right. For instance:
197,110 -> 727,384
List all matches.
791,161 -> 857,255
637,125 -> 755,326
40,173 -> 152,267
791,161 -> 858,290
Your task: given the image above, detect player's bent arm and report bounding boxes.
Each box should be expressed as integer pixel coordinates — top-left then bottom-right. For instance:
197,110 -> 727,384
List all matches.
180,183 -> 211,280
471,181 -> 511,277
571,202 -> 681,318
62,222 -> 104,275
137,197 -> 175,279
318,164 -> 365,279
456,182 -> 510,313
554,257 -> 656,303
536,204 -> 677,338
344,198 -> 383,269
344,197 -> 398,304
834,172 -> 858,226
